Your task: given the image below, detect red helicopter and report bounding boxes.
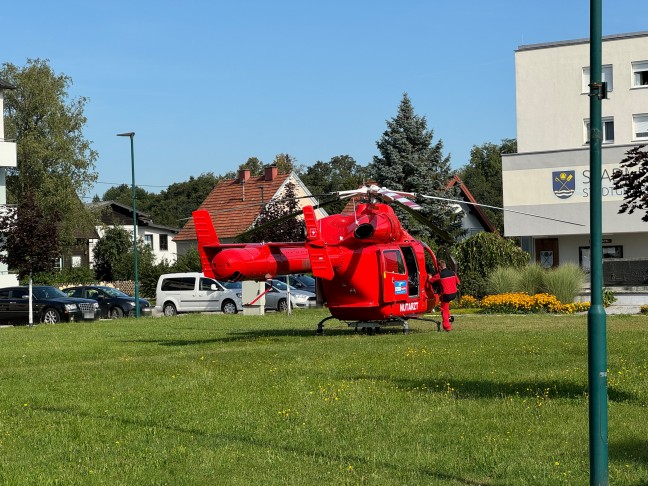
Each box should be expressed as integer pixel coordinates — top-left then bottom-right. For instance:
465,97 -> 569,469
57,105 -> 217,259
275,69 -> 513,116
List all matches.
193,185 -> 451,334
192,184 -> 583,334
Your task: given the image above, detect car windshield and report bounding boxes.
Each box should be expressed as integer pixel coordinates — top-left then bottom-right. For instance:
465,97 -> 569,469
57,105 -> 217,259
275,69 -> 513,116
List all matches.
100,287 -> 130,298
271,280 -> 296,291
221,281 -> 242,290
32,287 -> 68,299
296,275 -> 315,286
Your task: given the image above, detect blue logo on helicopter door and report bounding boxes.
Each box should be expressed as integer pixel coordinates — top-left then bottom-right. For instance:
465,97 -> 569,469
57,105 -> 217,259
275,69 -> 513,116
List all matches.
552,170 -> 575,199
394,280 -> 407,295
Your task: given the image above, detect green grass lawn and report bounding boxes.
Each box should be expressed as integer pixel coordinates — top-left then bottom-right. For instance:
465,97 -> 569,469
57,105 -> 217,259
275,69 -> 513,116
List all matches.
1,310 -> 647,485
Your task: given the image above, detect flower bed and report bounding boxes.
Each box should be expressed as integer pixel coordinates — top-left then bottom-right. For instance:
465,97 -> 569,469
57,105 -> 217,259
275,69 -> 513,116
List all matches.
480,292 -> 590,314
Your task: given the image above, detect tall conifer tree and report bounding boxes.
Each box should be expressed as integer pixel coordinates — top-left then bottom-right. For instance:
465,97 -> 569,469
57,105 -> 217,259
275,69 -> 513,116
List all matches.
370,93 -> 463,245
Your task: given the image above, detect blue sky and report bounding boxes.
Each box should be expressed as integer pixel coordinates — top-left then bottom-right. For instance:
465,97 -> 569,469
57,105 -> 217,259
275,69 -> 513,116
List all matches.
5,1 -> 648,199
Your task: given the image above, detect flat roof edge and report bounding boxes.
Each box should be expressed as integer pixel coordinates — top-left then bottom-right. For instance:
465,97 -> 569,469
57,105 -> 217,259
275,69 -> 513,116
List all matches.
516,30 -> 648,52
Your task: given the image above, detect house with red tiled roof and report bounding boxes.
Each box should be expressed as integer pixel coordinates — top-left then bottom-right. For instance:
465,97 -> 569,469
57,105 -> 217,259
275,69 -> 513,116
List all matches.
174,166 -> 326,254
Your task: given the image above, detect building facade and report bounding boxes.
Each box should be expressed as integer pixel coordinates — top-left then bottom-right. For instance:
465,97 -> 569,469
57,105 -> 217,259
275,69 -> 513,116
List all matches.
503,31 -> 648,268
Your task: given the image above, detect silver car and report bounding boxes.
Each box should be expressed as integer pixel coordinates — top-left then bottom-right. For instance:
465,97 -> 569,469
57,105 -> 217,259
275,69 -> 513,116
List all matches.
221,280 -> 316,311
266,279 -> 317,311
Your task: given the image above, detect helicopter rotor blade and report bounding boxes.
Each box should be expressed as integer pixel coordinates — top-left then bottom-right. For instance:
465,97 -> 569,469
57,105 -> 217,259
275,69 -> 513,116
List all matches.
389,197 -> 455,244
383,188 -> 586,228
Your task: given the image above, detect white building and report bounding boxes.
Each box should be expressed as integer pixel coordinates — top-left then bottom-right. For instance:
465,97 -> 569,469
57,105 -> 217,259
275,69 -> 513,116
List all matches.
503,31 -> 648,271
0,81 -> 19,286
89,201 -> 179,266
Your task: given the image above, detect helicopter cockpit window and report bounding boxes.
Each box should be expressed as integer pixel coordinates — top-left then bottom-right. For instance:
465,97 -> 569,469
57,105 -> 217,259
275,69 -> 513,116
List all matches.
383,250 -> 406,274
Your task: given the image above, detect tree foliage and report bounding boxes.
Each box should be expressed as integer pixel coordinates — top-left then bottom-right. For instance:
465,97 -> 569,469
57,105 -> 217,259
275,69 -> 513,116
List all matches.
299,155 -> 368,214
459,139 -> 517,234
238,157 -> 264,176
238,180 -> 303,242
1,59 -> 98,244
0,190 -> 62,279
612,145 -> 648,222
101,173 -> 220,228
454,232 -> 529,298
92,225 -> 156,284
92,226 -> 133,281
369,93 -> 463,245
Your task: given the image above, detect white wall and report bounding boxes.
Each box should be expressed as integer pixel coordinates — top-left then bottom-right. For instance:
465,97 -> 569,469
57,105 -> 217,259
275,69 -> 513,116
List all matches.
516,33 -> 648,152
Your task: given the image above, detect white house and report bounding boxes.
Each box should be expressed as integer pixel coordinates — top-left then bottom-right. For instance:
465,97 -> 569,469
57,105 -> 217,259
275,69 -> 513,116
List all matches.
502,31 -> 648,270
89,201 -> 179,265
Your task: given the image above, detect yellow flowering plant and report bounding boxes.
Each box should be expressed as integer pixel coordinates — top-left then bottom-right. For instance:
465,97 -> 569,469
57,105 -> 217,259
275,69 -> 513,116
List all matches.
480,292 -> 591,314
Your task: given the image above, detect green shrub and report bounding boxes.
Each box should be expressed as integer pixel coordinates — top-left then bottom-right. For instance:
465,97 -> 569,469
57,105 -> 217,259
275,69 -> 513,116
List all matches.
487,266 -> 520,294
517,263 -> 545,296
26,266 -> 97,286
640,304 -> 648,315
603,288 -> 617,308
458,270 -> 488,300
454,232 -> 529,298
542,263 -> 586,304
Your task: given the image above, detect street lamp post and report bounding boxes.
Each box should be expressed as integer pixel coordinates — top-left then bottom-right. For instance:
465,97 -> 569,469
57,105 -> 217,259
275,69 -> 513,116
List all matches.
117,132 -> 140,318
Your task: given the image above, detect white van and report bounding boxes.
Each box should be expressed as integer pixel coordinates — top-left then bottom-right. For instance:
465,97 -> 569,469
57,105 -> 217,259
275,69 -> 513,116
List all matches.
155,272 -> 243,316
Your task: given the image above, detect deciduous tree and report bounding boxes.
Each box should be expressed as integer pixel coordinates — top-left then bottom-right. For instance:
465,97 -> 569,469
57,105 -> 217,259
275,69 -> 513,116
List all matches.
612,144 -> 648,221
1,59 -> 98,244
299,155 -> 368,213
0,190 -> 62,279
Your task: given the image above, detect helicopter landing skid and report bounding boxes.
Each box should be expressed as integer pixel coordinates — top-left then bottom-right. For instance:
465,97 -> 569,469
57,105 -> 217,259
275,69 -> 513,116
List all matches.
409,314 -> 455,332
315,316 -> 410,335
350,317 -> 409,335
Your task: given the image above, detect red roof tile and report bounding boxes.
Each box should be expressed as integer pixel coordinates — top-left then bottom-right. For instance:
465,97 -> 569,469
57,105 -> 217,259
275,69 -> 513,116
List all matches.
175,173 -> 291,241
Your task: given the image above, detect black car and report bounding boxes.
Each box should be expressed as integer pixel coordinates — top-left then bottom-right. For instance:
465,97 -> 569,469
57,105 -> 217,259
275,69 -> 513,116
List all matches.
0,286 -> 100,325
62,285 -> 152,319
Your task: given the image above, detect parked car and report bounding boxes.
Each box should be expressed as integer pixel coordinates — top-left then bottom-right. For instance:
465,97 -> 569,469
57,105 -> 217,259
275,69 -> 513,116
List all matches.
155,272 -> 243,316
221,280 -> 316,311
62,285 -> 152,318
0,285 -> 100,325
276,274 -> 317,295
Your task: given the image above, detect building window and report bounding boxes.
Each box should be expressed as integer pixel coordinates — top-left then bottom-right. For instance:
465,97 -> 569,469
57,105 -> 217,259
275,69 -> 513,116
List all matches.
159,234 -> 168,251
582,65 -> 613,93
144,234 -> 153,248
633,114 -> 648,140
579,245 -> 623,273
584,117 -> 614,144
632,61 -> 648,87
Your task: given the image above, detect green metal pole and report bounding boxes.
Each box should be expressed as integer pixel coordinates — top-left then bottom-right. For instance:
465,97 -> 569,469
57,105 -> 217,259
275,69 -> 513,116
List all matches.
117,132 -> 140,318
588,0 -> 608,483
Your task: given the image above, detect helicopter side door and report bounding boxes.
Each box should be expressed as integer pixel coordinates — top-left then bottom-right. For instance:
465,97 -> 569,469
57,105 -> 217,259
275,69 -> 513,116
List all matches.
380,248 -> 408,304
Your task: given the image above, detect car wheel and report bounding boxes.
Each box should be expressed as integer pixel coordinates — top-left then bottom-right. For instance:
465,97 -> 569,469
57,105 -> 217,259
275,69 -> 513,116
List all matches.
221,299 -> 238,314
110,307 -> 124,319
42,308 -> 61,324
163,302 -> 177,317
278,298 -> 288,312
